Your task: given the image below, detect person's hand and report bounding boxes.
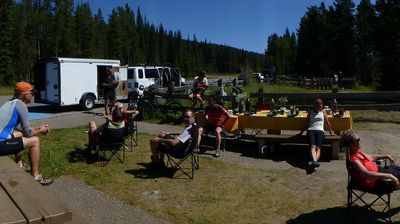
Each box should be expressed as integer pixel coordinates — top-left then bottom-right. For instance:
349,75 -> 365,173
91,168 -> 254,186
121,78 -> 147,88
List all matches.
387,155 -> 395,165
297,131 -> 304,136
40,125 -> 50,135
390,175 -> 400,190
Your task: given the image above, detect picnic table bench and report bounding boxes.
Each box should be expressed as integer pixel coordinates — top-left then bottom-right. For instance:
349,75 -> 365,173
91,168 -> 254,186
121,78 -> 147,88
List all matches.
0,156 -> 73,224
254,134 -> 342,159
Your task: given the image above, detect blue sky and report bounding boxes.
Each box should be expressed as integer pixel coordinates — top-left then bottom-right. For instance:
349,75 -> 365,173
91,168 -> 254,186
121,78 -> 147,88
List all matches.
76,0 -> 364,53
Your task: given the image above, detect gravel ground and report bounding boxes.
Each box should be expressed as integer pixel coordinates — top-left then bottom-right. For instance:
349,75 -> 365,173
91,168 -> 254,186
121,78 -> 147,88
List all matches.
47,178 -> 169,224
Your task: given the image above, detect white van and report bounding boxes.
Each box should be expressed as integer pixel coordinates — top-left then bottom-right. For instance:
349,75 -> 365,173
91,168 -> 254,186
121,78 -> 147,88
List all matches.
34,57 -> 128,110
127,66 -> 160,95
127,65 -> 184,95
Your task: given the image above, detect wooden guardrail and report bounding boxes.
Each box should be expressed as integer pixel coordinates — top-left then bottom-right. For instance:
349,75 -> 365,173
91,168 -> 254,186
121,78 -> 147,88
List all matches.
249,92 -> 400,103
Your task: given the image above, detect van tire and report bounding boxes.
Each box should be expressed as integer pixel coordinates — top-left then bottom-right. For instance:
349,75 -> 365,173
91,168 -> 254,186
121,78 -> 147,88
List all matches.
80,95 -> 95,110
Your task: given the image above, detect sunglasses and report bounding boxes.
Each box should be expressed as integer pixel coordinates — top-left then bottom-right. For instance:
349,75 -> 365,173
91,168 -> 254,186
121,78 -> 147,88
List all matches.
183,115 -> 192,119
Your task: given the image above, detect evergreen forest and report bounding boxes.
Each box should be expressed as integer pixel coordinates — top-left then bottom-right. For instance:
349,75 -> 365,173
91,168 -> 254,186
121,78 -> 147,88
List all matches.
0,0 -> 399,90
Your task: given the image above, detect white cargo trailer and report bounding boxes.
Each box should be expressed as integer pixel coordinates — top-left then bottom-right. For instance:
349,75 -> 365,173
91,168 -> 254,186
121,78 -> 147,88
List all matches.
34,57 -> 128,110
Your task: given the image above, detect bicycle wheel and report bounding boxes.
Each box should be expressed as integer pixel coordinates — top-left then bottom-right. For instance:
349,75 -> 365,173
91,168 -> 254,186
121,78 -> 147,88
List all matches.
164,101 -> 184,121
138,101 -> 156,120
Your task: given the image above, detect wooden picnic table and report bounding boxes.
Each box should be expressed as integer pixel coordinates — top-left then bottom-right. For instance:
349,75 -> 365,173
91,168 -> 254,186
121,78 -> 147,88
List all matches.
238,110 -> 353,134
0,156 -> 72,224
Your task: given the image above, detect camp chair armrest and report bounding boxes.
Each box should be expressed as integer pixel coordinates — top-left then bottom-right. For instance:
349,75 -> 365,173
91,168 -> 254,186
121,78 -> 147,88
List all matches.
375,158 -> 388,167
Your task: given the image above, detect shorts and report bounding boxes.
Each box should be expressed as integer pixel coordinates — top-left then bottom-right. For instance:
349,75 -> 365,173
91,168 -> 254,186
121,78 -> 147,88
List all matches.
204,124 -> 222,134
159,142 -> 187,158
374,179 -> 395,194
0,138 -> 24,156
379,165 -> 400,179
307,130 -> 325,147
193,88 -> 205,95
104,88 -> 116,100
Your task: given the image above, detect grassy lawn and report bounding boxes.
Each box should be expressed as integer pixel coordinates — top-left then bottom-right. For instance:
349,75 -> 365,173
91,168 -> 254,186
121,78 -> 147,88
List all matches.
24,126 -> 353,224
15,108 -> 399,223
0,86 -> 13,95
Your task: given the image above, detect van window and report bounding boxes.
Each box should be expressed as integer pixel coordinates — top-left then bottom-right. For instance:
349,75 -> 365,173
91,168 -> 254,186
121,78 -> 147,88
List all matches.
128,69 -> 134,79
145,69 -> 159,79
138,69 -> 143,79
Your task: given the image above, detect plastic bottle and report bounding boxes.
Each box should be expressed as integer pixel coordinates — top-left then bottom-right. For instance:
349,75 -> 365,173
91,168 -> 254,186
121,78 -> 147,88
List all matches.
245,98 -> 251,113
332,99 -> 338,114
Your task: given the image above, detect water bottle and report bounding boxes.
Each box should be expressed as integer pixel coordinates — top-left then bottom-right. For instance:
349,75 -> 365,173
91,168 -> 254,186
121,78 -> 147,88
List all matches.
332,99 -> 338,114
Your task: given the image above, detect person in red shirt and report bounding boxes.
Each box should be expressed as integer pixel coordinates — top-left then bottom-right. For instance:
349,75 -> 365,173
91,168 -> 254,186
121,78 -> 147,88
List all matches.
204,96 -> 230,157
342,129 -> 400,192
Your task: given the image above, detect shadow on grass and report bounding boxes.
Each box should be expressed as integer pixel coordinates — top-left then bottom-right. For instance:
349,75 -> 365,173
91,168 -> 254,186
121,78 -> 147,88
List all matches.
67,147 -> 98,164
125,162 -> 177,179
207,137 -> 335,174
286,205 -> 400,224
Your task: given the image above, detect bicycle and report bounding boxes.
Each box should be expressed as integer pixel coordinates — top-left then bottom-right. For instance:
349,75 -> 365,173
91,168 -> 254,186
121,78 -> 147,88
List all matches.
129,85 -> 184,122
128,85 -> 158,121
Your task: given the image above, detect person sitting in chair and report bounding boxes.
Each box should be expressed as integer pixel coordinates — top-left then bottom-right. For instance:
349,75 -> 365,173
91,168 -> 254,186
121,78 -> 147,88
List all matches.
88,108 -> 125,148
188,71 -> 208,107
115,102 -> 139,127
204,96 -> 231,157
150,109 -> 197,164
342,129 -> 400,192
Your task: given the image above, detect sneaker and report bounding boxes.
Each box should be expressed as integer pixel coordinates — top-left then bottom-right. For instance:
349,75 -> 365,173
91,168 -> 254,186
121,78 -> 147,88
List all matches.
214,150 -> 220,157
35,174 -> 54,186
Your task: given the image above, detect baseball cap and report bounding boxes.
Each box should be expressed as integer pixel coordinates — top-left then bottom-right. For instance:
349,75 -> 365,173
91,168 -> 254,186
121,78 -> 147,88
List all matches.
15,82 -> 33,94
115,102 -> 124,109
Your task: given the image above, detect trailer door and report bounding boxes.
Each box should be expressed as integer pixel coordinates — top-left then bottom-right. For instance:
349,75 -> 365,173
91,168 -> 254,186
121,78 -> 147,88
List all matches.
46,62 -> 60,103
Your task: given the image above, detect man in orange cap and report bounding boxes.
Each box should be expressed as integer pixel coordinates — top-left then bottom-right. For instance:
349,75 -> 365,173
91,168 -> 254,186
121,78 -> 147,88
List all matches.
0,81 -> 53,185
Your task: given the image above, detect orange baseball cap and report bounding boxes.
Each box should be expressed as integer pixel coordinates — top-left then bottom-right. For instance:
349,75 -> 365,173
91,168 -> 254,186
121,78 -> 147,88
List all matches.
15,82 -> 33,94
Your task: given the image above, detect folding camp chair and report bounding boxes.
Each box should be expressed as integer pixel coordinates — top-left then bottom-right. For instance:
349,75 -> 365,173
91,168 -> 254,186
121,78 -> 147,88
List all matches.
346,147 -> 394,223
125,115 -> 139,151
97,127 -> 126,166
163,125 -> 200,179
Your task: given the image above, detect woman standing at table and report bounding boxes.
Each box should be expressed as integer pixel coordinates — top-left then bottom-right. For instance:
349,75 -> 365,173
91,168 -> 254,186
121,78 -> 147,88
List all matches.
298,98 -> 334,170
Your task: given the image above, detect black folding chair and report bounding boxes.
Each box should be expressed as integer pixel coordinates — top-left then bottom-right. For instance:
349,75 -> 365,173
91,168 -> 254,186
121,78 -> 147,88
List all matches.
125,115 -> 139,151
163,125 -> 200,179
97,127 -> 126,166
346,147 -> 394,223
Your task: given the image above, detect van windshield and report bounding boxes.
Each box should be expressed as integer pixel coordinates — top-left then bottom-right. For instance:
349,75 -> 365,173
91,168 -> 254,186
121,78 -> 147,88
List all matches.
145,69 -> 159,79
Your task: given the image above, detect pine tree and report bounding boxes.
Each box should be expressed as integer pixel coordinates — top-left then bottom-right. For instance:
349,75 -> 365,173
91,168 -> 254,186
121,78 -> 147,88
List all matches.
93,9 -> 107,58
374,0 -> 400,90
355,0 -> 377,86
75,2 -> 95,57
0,0 -> 16,85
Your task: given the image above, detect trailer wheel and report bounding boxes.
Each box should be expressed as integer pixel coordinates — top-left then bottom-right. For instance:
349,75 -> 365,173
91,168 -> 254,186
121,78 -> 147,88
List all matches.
80,95 -> 95,110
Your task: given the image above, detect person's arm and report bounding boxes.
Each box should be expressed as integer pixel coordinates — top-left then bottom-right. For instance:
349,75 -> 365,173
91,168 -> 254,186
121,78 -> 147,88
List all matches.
219,105 -> 231,126
353,160 -> 400,189
102,114 -> 113,122
159,137 -> 181,147
16,101 -> 49,137
124,109 -> 139,116
203,78 -> 209,89
369,154 -> 396,165
15,101 -> 32,137
298,111 -> 310,135
323,111 -> 334,135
